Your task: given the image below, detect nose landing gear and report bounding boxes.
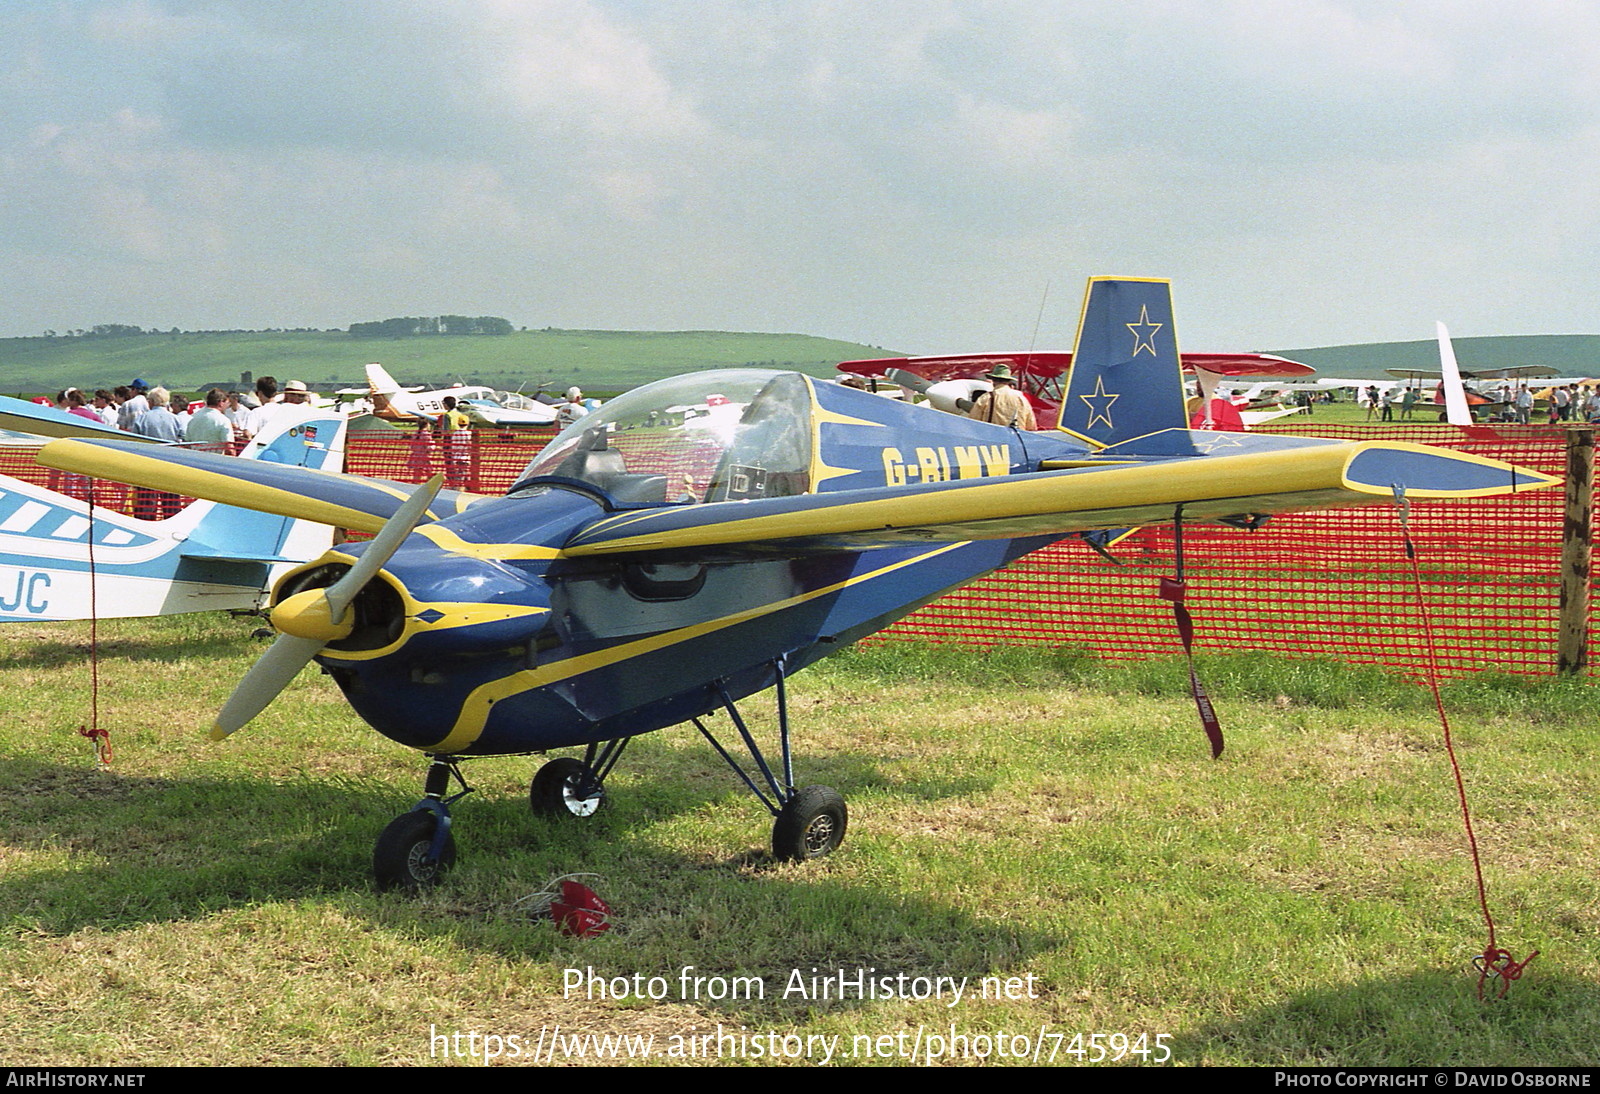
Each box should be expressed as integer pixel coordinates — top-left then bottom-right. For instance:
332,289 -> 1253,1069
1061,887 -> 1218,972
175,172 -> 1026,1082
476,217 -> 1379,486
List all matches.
372,756 -> 472,891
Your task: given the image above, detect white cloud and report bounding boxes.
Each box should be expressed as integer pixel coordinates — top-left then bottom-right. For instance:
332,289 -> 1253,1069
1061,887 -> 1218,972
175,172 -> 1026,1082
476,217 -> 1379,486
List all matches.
0,1 -> 1597,347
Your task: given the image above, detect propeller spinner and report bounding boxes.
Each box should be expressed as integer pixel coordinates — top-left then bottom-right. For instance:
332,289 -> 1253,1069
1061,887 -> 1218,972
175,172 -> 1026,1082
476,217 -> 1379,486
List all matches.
212,475 -> 444,740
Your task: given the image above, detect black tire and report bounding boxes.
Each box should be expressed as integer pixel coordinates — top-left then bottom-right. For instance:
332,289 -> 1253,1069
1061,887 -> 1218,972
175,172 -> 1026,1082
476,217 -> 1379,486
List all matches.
530,757 -> 605,818
373,811 -> 456,892
772,786 -> 847,862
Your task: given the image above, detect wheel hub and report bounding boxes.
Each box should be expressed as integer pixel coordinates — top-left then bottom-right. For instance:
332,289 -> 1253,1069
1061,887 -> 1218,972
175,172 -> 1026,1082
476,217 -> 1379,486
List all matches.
562,777 -> 602,817
406,841 -> 443,881
802,814 -> 836,855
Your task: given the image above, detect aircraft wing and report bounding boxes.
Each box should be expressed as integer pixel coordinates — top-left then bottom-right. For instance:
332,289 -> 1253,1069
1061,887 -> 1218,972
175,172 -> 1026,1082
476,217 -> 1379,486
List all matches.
0,396 -> 160,443
36,437 -> 487,533
559,439 -> 1556,558
840,351 -> 1313,383
37,431 -> 1559,560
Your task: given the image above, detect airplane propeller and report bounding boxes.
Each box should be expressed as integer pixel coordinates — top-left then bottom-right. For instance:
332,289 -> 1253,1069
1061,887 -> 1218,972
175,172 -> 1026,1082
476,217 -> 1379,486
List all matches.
212,475 -> 444,740
884,367 -> 934,395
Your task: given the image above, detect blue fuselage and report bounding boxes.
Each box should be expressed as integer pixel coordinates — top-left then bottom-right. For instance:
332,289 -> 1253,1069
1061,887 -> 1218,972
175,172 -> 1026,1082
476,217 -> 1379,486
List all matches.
313,485 -> 1056,757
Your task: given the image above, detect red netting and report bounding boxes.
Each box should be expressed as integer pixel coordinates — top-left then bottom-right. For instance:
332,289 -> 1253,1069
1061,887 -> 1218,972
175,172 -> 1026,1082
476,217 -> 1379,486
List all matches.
341,428 -> 557,492
881,424 -> 1577,679
0,423 -> 1585,678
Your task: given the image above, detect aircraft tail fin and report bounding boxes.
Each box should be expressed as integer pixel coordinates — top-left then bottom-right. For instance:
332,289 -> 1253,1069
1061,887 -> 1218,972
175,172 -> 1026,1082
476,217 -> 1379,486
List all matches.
365,362 -> 402,397
1056,277 -> 1189,447
1435,322 -> 1474,427
175,411 -> 346,574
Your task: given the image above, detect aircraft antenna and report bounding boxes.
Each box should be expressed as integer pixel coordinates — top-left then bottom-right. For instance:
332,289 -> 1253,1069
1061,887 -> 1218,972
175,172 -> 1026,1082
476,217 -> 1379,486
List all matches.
1024,281 -> 1050,378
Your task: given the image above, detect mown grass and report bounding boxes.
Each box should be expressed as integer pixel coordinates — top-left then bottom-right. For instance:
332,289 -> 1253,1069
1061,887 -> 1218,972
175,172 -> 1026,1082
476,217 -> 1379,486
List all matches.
2,616 -> 1596,1066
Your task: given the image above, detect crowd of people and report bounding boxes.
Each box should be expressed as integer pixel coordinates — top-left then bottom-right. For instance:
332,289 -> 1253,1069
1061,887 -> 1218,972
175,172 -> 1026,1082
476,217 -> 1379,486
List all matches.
1357,382 -> 1600,424
46,376 -> 318,518
50,375 -> 317,449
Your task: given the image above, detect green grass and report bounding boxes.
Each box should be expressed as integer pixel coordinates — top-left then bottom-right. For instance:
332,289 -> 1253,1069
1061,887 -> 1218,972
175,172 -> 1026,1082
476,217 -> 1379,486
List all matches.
2,618 -> 1596,1066
0,329 -> 899,395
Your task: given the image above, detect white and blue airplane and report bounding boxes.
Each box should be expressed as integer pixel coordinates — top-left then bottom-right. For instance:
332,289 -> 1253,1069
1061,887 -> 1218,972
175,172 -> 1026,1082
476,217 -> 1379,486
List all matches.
0,398 -> 348,621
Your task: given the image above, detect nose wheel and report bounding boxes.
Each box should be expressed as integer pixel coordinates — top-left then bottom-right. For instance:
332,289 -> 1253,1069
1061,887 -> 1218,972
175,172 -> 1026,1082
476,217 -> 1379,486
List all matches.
373,756 -> 472,892
373,808 -> 457,891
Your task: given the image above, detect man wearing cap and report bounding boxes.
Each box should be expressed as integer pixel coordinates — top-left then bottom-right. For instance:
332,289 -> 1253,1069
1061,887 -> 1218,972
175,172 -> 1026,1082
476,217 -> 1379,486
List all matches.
966,364 -> 1037,431
118,379 -> 150,431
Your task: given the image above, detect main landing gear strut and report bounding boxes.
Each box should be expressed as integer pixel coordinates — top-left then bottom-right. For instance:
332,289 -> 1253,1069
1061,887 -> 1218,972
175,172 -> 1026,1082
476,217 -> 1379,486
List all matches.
372,658 -> 846,890
690,663 -> 848,863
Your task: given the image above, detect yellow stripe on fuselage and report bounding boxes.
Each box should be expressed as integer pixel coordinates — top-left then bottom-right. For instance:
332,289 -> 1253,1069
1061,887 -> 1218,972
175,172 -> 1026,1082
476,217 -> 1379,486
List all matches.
414,524 -> 563,560
422,541 -> 967,753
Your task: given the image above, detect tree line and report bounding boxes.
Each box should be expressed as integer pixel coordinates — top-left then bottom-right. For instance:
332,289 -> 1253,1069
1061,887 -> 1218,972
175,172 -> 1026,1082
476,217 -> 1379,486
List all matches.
347,315 -> 514,338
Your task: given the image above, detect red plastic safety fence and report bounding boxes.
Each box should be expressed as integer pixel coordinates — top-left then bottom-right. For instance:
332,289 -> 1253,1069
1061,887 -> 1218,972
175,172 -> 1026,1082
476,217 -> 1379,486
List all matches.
0,423 -> 1585,678
881,424 -> 1577,679
341,427 -> 557,493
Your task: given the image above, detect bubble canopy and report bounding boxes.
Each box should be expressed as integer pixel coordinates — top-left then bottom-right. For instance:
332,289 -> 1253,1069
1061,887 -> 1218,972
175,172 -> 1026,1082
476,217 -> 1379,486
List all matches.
514,370 -> 814,506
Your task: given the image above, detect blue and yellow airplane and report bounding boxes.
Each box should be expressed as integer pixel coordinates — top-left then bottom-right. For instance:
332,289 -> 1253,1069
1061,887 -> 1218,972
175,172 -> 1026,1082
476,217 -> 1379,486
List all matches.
35,279 -> 1559,888
0,404 -> 347,621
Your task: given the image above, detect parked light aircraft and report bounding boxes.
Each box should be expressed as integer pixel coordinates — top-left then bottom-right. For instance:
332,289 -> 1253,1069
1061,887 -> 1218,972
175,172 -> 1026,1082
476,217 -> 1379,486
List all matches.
0,403 -> 347,621
37,278 -> 1559,889
364,363 -> 559,427
1386,356 -> 1564,423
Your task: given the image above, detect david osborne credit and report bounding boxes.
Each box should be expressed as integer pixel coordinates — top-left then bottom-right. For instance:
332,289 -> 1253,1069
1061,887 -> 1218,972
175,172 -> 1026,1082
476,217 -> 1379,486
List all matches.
563,965 -> 1042,1006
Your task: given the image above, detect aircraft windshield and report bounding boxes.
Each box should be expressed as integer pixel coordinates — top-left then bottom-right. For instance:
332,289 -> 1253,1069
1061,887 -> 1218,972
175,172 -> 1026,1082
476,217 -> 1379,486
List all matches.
516,370 -> 813,505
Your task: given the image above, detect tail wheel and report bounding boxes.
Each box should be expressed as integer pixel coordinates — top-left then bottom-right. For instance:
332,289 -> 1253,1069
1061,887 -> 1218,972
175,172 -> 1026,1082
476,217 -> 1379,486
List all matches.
373,810 -> 456,892
530,757 -> 605,818
772,786 -> 847,862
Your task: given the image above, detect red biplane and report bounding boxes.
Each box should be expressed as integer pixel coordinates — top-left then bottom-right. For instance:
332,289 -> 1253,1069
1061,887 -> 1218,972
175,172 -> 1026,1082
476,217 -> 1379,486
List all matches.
837,351 -> 1314,431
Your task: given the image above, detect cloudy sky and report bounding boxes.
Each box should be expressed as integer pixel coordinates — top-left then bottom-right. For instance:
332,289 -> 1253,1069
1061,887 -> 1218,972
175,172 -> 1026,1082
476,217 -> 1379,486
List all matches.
2,0 -> 1596,353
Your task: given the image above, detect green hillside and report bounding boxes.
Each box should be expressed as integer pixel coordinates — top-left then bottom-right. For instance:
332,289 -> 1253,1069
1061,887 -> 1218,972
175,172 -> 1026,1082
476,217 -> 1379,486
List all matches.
1270,334 -> 1600,379
0,328 -> 903,395
4,326 -> 1596,395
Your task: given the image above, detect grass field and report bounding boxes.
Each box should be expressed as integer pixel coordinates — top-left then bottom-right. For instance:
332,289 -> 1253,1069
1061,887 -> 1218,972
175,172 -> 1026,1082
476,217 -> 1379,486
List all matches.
2,617 -> 1595,1067
0,328 -> 898,396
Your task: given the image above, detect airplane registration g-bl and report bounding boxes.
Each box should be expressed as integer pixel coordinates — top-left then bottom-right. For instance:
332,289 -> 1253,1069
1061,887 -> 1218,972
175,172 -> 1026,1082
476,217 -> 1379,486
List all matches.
36,278 -> 1560,890
0,409 -> 347,622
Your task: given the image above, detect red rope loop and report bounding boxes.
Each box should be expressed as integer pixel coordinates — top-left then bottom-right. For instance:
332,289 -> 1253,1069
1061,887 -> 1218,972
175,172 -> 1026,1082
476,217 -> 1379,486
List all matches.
78,724 -> 111,769
1476,946 -> 1540,1001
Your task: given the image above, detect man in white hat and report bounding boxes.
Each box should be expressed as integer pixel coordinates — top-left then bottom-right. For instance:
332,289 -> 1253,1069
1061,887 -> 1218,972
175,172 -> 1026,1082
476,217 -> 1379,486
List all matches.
966,363 -> 1037,430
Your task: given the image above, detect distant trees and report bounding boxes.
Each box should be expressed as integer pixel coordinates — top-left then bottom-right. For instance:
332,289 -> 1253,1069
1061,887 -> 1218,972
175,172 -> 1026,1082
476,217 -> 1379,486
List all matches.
33,320 -> 515,340
348,315 -> 513,338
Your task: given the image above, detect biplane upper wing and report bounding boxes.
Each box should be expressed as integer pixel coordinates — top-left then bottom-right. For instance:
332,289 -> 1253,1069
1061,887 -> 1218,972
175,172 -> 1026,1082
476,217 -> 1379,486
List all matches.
559,436 -> 1557,558
37,436 -> 487,533
839,351 -> 1312,383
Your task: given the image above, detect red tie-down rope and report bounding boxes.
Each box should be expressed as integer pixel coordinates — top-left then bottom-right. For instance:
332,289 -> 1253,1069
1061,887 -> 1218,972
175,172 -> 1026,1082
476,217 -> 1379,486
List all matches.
76,479 -> 110,770
1161,507 -> 1224,758
1392,487 -> 1536,999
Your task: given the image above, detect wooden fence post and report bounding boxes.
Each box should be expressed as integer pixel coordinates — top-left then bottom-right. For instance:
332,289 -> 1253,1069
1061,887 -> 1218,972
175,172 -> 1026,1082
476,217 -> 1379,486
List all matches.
1557,426 -> 1593,675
